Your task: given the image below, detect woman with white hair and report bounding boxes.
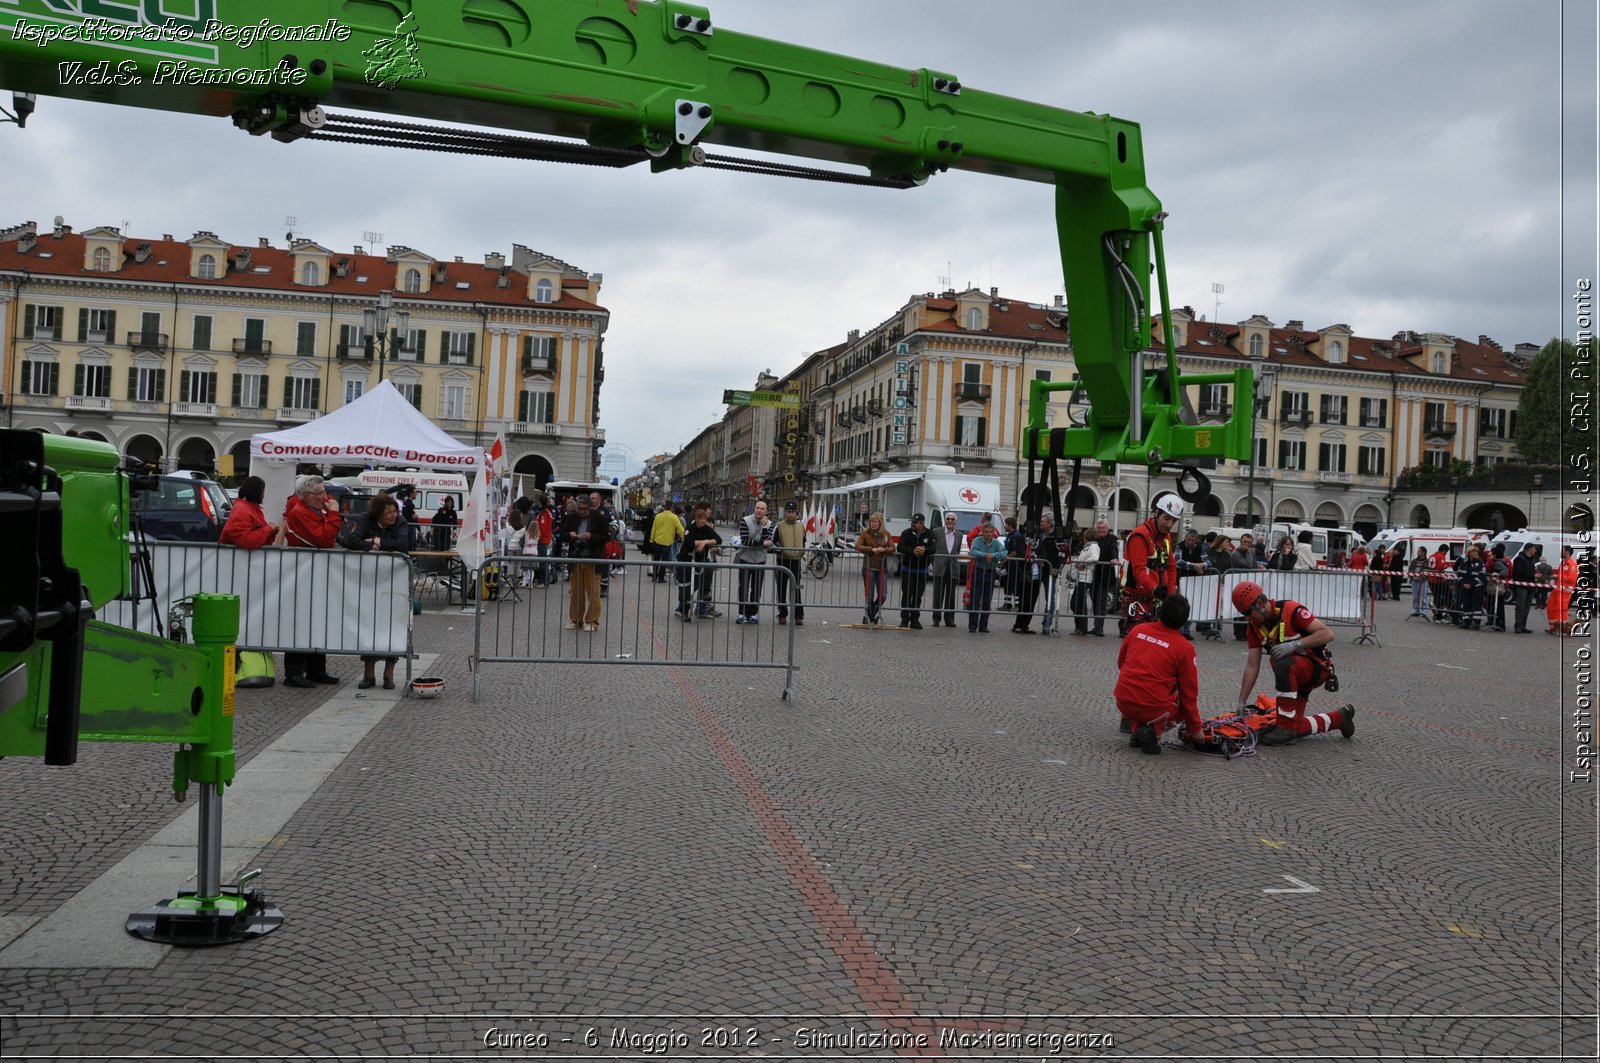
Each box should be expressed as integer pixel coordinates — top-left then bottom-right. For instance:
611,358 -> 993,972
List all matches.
281,473 -> 344,688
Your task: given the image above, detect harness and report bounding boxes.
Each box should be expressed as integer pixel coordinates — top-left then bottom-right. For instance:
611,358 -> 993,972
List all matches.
1178,695 -> 1284,758
1256,599 -> 1337,690
1123,522 -> 1171,592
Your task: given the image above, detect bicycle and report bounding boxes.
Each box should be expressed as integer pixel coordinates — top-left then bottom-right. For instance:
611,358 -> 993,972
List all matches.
804,544 -> 833,579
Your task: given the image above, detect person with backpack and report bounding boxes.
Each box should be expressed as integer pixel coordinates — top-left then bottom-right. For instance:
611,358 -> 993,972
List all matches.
1485,543 -> 1510,632
1122,494 -> 1182,632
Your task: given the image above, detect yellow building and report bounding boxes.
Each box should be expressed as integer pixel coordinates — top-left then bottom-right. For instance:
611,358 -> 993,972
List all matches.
0,220 -> 608,487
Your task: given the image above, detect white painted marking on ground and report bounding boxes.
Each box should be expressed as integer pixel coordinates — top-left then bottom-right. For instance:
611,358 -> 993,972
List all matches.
1043,759 -> 1070,766
1262,875 -> 1321,894
1435,663 -> 1469,670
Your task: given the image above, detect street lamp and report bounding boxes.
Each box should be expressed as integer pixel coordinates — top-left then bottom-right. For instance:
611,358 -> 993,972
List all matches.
1245,364 -> 1277,530
362,289 -> 410,382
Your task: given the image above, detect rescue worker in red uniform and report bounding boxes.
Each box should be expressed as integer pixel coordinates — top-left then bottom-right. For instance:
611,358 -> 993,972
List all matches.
1114,594 -> 1205,754
1123,494 -> 1182,628
1232,580 -> 1354,745
1116,493 -> 1184,734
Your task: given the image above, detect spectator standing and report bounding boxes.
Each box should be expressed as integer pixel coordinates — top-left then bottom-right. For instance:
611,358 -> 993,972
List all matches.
1175,528 -> 1208,640
1409,547 -> 1431,618
1456,544 -> 1486,629
772,501 -> 807,626
855,511 -> 893,626
928,512 -> 964,628
343,493 -> 409,689
1485,543 -> 1510,632
1293,530 -> 1316,570
1087,517 -> 1118,637
529,495 -> 554,586
281,474 -> 344,688
896,513 -> 934,629
734,500 -> 773,624
431,495 -> 459,552
1268,536 -> 1296,571
649,502 -> 685,582
1385,548 -> 1404,602
1032,514 -> 1066,635
1001,516 -> 1025,613
219,475 -> 279,549
1230,531 -> 1261,641
966,521 -> 1007,633
676,503 -> 722,620
559,496 -> 610,632
1427,544 -> 1453,621
589,491 -> 616,597
1070,526 -> 1100,636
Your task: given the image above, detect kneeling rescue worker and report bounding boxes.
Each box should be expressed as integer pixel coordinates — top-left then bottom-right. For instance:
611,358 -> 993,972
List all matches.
1114,593 -> 1205,755
1232,580 -> 1355,745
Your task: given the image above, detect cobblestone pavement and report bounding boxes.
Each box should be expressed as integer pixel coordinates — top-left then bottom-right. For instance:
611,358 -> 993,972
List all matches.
0,581 -> 1593,1059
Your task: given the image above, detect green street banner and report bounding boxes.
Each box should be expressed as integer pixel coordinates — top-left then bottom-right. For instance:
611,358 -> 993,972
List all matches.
723,389 -> 800,409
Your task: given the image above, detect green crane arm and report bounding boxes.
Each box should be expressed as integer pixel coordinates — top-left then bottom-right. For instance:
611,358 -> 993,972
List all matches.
0,0 -> 1251,467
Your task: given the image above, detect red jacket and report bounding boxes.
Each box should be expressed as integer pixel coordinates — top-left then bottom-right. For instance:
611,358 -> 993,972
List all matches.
219,498 -> 275,550
282,494 -> 342,549
1115,623 -> 1201,733
1124,517 -> 1177,597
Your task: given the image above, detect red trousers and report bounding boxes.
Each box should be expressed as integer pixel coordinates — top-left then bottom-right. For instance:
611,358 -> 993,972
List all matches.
1271,653 -> 1343,736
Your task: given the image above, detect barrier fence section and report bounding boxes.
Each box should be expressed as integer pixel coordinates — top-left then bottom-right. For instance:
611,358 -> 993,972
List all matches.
1187,568 -> 1377,644
470,555 -> 796,702
100,542 -> 414,671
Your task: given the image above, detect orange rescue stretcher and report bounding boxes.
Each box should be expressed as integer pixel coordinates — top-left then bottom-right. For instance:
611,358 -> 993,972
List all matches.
1179,694 -> 1285,759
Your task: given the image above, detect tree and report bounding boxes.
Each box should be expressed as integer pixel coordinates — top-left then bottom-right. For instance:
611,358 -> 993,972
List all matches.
1516,338 -> 1593,465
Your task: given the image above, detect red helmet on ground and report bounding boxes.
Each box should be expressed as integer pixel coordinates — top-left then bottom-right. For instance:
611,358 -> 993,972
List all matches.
1231,580 -> 1267,615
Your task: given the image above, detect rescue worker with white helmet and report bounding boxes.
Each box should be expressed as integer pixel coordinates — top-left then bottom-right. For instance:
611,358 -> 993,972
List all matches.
1231,580 -> 1355,745
1123,493 -> 1183,627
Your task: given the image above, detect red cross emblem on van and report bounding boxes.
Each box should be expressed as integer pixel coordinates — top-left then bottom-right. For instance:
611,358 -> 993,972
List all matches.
959,487 -> 980,504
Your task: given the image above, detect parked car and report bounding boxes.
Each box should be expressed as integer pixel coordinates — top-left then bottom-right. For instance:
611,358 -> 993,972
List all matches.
132,471 -> 232,542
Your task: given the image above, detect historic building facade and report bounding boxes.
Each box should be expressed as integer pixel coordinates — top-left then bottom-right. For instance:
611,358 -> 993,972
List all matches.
0,220 -> 608,489
665,287 -> 1535,535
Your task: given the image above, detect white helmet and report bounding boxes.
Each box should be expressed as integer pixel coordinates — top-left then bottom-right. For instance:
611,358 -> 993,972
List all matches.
1154,494 -> 1185,520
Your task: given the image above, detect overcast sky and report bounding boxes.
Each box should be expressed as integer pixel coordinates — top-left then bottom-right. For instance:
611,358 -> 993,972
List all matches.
5,0 -> 1595,479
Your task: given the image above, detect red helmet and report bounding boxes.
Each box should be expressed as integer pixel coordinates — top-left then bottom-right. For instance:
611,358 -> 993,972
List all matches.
1231,580 -> 1267,615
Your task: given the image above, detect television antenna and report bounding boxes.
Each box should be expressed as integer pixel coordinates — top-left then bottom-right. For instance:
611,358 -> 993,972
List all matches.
1211,282 -> 1226,323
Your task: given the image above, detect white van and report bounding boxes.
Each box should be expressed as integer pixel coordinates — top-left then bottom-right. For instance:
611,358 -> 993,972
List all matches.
328,470 -> 469,525
1485,528 -> 1594,562
814,465 -> 1001,541
1364,526 -> 1492,567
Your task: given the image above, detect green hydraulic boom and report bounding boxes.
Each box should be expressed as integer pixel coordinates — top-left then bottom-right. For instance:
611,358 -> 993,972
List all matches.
0,0 -> 1254,481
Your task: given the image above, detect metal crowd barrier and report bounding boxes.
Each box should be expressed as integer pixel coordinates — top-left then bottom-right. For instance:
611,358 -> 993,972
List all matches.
1372,566 -> 1565,631
100,541 -> 415,681
1184,568 -> 1377,645
469,554 -> 796,702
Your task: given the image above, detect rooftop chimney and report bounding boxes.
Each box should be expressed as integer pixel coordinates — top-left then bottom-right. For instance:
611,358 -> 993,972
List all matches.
133,242 -> 151,263
353,245 -> 364,255
162,233 -> 173,242
848,329 -> 860,342
990,286 -> 999,299
484,251 -> 505,269
1053,294 -> 1065,307
258,237 -> 270,248
1285,319 -> 1304,331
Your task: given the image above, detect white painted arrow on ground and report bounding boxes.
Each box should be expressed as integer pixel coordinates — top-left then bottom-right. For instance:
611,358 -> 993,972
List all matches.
1262,875 -> 1320,894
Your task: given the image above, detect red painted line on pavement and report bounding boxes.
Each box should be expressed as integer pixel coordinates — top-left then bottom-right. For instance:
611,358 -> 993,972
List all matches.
638,611 -> 948,1059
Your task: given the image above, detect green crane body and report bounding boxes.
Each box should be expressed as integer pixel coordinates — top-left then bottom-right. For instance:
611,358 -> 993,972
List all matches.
0,0 -> 1254,470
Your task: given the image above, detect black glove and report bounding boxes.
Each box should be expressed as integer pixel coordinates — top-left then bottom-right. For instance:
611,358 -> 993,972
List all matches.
1154,582 -> 1169,600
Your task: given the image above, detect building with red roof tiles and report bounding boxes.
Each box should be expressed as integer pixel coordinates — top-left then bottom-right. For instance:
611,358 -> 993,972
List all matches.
0,219 -> 608,489
666,285 -> 1548,538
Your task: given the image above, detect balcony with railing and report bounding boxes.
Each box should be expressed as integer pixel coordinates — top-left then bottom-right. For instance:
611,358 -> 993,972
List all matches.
276,407 -> 315,422
522,352 -> 557,375
954,382 -> 992,401
174,402 -> 218,419
126,331 -> 168,352
1359,415 -> 1386,428
1423,419 -> 1457,439
1279,408 -> 1312,427
1198,402 -> 1232,421
65,395 -> 113,412
233,338 -> 272,356
513,421 -> 561,438
1320,472 -> 1354,487
951,444 -> 992,463
337,344 -> 373,361
1229,465 -> 1274,480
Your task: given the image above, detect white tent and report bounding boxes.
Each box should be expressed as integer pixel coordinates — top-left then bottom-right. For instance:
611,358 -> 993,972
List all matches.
249,380 -> 489,567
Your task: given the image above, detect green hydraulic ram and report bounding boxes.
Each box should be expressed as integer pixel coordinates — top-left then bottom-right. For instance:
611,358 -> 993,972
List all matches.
0,430 -> 279,945
0,0 -> 1253,472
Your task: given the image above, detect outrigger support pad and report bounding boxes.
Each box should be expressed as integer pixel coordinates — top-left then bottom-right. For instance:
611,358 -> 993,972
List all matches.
126,870 -> 283,946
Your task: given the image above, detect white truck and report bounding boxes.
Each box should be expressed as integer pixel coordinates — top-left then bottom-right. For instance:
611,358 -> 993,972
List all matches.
814,464 -> 1002,542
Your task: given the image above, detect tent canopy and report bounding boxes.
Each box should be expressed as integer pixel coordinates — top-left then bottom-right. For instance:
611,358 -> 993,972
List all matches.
250,380 -> 479,471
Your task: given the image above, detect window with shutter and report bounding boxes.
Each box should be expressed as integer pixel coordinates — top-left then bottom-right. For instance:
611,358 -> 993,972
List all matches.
297,322 -> 317,356
192,315 -> 212,351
